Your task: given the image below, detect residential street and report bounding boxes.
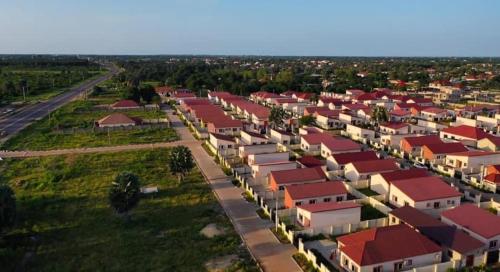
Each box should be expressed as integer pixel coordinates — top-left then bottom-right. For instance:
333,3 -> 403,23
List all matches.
166,109 -> 301,272
0,63 -> 119,141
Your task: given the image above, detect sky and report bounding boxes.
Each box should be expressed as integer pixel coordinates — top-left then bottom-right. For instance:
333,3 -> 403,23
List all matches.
0,0 -> 499,56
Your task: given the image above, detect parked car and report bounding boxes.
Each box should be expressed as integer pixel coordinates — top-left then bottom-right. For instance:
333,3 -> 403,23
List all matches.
414,162 -> 427,169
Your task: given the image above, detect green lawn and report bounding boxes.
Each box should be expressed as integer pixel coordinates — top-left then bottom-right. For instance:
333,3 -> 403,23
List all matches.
1,100 -> 178,151
360,204 -> 386,221
357,188 -> 380,197
0,149 -> 257,272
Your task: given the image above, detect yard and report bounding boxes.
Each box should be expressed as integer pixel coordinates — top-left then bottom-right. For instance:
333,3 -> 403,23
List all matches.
0,149 -> 257,272
1,99 -> 179,150
360,204 -> 386,221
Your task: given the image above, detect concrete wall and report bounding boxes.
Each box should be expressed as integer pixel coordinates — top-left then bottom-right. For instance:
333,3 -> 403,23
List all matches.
247,152 -> 289,165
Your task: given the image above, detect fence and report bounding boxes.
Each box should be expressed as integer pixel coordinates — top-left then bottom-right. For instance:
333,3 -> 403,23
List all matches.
55,123 -> 171,134
297,239 -> 335,272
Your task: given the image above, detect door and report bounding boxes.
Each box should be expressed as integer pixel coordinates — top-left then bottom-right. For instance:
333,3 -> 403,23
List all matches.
394,261 -> 403,272
487,250 -> 499,264
466,255 -> 474,267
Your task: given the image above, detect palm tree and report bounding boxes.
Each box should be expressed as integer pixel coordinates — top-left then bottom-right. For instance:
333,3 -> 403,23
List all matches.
269,107 -> 287,129
109,172 -> 140,220
168,146 -> 195,182
372,106 -> 389,125
0,185 -> 16,233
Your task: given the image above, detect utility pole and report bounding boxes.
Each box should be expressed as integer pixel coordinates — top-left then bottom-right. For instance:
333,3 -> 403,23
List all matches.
22,86 -> 26,102
275,191 -> 279,232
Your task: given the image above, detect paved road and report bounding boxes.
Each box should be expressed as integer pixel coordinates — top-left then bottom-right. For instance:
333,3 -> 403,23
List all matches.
166,109 -> 301,272
0,63 -> 119,141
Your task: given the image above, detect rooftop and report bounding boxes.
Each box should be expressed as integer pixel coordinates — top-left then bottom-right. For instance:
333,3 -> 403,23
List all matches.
286,181 -> 347,200
270,167 -> 326,185
442,204 -> 500,239
391,176 -> 461,202
298,201 -> 360,213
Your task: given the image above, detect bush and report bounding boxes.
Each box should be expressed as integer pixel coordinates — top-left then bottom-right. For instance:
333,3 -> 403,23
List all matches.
293,253 -> 319,272
256,208 -> 270,220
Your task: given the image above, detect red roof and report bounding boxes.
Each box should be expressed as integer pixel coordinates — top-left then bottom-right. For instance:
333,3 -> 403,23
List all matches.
380,168 -> 430,182
111,99 -> 140,108
484,173 -> 500,184
331,151 -> 378,165
286,181 -> 347,200
98,113 -> 138,125
343,103 -> 369,111
350,159 -> 399,173
390,109 -> 411,117
270,167 -> 326,185
301,133 -> 334,145
299,201 -> 360,213
482,136 -> 500,147
338,224 -> 441,266
322,138 -> 361,153
421,107 -> 447,114
442,204 -> 500,239
391,176 -> 461,201
210,133 -> 235,142
442,125 -> 490,140
380,122 -> 408,130
403,135 -> 442,148
297,156 -> 325,168
423,142 -> 468,155
355,93 -> 377,101
447,150 -> 499,157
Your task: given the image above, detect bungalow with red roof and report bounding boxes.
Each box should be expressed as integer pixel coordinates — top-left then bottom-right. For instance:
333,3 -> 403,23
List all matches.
422,142 -> 468,165
206,118 -> 243,136
171,91 -> 197,103
345,124 -> 376,142
251,161 -> 297,184
296,201 -> 361,230
356,108 -> 373,122
445,151 -> 500,176
407,97 -> 434,107
420,107 -> 449,122
344,159 -> 399,182
316,110 -> 342,129
326,150 -> 378,173
339,112 -> 364,126
345,89 -> 365,97
441,204 -> 500,264
284,181 -> 348,209
370,168 -> 430,200
341,103 -> 370,113
389,176 -> 461,216
269,128 -> 294,145
379,122 -> 410,135
320,138 -> 361,158
111,99 -> 140,110
401,135 -> 443,158
269,167 -> 326,192
300,132 -> 334,155
239,130 -> 268,145
97,113 -> 139,127
297,156 -> 325,169
337,224 -> 442,272
390,109 -> 411,122
390,206 -> 485,268
440,125 -> 492,148
208,133 -> 236,156
154,86 -> 174,97
248,152 -> 289,166
481,165 -> 500,192
478,136 -> 500,152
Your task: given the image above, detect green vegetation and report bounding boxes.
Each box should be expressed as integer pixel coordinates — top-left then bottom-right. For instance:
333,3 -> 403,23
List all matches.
269,107 -> 289,129
0,185 -> 16,233
168,146 -> 195,182
108,172 -> 141,218
256,208 -> 270,220
270,227 -> 290,244
0,149 -> 256,271
361,204 -> 386,220
293,253 -> 319,272
1,99 -> 178,150
243,192 -> 256,203
0,56 -> 103,104
299,115 -> 315,127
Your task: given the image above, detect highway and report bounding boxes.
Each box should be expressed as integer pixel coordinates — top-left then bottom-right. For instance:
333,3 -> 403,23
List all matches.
0,63 -> 119,140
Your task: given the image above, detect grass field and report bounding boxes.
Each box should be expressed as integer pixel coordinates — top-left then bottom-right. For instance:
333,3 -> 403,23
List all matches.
0,149 -> 257,272
1,99 -> 178,150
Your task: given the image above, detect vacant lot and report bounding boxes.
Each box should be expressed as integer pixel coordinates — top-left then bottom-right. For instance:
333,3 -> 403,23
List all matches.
1,99 -> 178,150
0,149 -> 257,272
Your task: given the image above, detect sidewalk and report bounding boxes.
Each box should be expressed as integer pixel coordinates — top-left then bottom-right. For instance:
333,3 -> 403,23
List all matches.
167,109 -> 301,272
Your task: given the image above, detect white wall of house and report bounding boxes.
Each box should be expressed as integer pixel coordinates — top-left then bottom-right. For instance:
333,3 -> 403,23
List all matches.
290,193 -> 347,208
239,144 -> 278,159
346,124 -> 375,141
240,131 -> 268,145
247,152 -> 289,165
209,135 -> 235,150
380,134 -> 406,149
339,250 -> 441,272
270,129 -> 292,145
251,162 -> 297,180
417,119 -> 448,133
370,174 -> 391,200
446,154 -> 500,174
297,206 -> 360,229
441,217 -> 500,254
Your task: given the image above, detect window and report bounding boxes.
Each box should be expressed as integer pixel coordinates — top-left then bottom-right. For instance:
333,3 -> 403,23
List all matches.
309,199 -> 316,204
490,240 -> 497,249
337,196 -> 344,202
393,196 -> 398,202
427,202 -> 431,208
298,214 -> 303,221
391,217 -> 396,224
296,201 -> 302,207
324,197 -> 331,202
404,201 -> 409,206
279,186 -> 284,191
344,258 -> 349,266
394,262 -> 403,271
404,259 -> 412,266
373,266 -> 383,272
434,202 -> 440,209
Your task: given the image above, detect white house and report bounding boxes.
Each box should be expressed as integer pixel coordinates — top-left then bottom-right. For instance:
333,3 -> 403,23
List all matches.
239,130 -> 269,145
344,159 -> 399,182
296,202 -> 361,229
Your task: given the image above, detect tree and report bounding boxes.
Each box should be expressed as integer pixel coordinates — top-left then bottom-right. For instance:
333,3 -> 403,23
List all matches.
299,115 -> 315,127
108,172 -> 141,219
121,86 -> 141,102
0,185 -> 16,233
168,146 -> 195,181
269,107 -> 287,129
372,106 -> 389,124
139,84 -> 157,103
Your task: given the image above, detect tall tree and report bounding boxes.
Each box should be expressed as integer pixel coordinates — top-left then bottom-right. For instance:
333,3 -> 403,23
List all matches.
168,146 -> 195,182
372,106 -> 389,124
108,172 -> 141,219
0,185 -> 16,233
269,107 -> 287,129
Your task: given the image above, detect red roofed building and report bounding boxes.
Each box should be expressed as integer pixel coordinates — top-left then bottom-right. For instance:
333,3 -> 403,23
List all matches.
401,135 -> 443,157
296,201 -> 361,229
422,142 -> 468,165
300,132 -> 335,155
269,167 -> 326,192
442,204 -> 500,263
111,99 -> 141,109
389,176 -> 461,216
326,150 -> 379,172
389,206 -> 485,268
440,125 -> 491,147
445,151 -> 500,176
284,181 -> 348,208
206,118 -> 243,136
97,113 -> 140,127
345,159 -> 399,182
390,109 -> 411,122
370,168 -> 430,200
379,122 -> 410,135
154,86 -> 174,96
478,136 -> 500,152
337,224 -> 442,272
420,107 -> 449,121
297,156 -> 325,168
320,138 -> 362,158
